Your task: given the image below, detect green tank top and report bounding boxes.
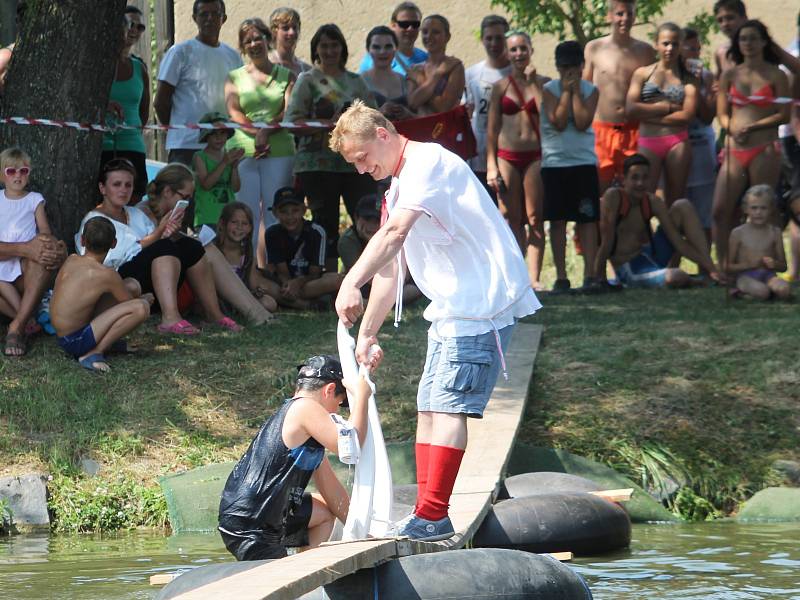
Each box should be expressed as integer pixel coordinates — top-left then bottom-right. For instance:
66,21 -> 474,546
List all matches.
193,150 -> 236,227
102,57 -> 146,154
226,64 -> 295,158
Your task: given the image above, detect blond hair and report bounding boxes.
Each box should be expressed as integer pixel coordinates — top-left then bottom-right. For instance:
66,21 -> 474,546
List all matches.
743,184 -> 775,207
0,147 -> 31,170
329,100 -> 397,153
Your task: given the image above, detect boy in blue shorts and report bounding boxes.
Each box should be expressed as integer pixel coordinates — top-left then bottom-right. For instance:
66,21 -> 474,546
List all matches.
50,216 -> 152,373
593,154 -> 722,288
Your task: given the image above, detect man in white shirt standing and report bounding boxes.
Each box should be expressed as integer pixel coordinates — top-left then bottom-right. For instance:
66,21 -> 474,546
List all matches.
464,15 -> 511,201
154,0 -> 242,165
330,101 -> 541,541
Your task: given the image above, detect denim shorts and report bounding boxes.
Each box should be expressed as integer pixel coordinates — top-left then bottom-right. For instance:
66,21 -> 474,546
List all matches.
416,323 -> 515,418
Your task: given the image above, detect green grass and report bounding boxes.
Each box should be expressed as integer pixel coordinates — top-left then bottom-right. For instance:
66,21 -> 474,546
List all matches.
2,251 -> 800,528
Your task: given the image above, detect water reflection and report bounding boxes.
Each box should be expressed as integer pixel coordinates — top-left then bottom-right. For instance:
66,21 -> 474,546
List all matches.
573,522 -> 800,599
0,522 -> 798,599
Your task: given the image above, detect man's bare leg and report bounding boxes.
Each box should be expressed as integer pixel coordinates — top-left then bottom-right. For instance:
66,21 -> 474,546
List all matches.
670,199 -> 716,267
305,494 -> 335,548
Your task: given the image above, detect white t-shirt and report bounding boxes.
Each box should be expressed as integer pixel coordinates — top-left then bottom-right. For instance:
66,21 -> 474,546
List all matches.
157,38 -> 242,150
0,191 -> 44,282
464,60 -> 511,172
75,207 -> 154,270
386,143 -> 541,338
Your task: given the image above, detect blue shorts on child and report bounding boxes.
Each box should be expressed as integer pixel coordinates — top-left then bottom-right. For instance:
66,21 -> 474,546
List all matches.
614,227 -> 675,288
57,324 -> 97,358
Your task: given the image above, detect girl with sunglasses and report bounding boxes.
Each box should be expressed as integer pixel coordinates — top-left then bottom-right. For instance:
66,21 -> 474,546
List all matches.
101,6 -> 150,203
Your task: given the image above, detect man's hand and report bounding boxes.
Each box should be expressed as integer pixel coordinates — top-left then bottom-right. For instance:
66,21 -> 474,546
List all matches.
141,292 -> 155,305
335,281 -> 364,327
356,334 -> 382,370
281,278 -> 303,300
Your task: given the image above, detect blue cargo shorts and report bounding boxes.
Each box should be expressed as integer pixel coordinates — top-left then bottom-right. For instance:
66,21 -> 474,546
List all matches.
416,322 -> 515,418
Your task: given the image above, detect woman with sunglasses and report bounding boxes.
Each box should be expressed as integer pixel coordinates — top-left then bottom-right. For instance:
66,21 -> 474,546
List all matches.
285,23 -> 377,272
407,15 -> 464,115
77,161 -> 245,335
362,26 -> 416,121
101,6 -> 150,203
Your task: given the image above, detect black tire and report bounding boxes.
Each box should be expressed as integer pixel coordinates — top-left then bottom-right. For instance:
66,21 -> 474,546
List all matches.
299,548 -> 593,599
499,472 -> 602,500
474,492 -> 631,555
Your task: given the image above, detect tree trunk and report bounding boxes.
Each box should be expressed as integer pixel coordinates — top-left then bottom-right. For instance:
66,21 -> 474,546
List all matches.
0,0 -> 125,247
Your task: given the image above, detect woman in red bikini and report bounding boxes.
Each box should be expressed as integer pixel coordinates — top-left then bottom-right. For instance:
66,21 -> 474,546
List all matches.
486,31 -> 549,289
713,19 -> 790,267
626,23 -> 698,207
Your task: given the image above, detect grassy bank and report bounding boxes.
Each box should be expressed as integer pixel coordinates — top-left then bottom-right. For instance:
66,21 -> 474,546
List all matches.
2,285 -> 799,530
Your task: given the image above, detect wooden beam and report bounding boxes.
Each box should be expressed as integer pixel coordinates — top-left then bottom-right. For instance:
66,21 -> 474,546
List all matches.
590,488 -> 634,503
548,552 -> 574,562
171,324 -> 542,600
151,574 -> 178,586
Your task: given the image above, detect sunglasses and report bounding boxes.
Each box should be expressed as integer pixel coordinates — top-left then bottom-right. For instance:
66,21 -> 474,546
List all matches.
4,166 -> 30,177
128,22 -> 146,33
395,20 -> 421,30
102,158 -> 135,173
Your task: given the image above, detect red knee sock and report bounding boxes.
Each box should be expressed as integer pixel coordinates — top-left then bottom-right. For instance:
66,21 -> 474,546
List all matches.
414,443 -> 430,512
415,445 -> 464,522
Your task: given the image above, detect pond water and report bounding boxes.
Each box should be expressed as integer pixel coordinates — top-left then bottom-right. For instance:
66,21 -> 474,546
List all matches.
1,522 -> 798,599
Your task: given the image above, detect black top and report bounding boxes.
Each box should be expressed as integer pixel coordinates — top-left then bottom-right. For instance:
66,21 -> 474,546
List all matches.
265,220 -> 327,277
218,399 -> 325,535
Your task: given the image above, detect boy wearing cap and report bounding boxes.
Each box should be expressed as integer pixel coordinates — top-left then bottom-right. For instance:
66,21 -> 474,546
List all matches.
192,112 -> 243,228
541,41 -> 600,291
219,355 -> 372,560
263,187 -> 343,309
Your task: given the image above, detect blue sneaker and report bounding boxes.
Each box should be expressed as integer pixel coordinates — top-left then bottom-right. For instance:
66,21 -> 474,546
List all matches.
396,514 -> 454,541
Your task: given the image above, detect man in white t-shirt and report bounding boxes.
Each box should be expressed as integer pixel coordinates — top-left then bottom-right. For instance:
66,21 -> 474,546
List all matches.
154,0 -> 242,165
330,101 -> 541,541
464,15 -> 511,198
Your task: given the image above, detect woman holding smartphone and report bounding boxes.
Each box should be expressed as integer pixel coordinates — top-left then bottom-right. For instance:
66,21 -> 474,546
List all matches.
77,161 -> 244,334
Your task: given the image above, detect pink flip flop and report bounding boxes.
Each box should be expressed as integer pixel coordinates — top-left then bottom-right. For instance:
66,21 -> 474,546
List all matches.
216,316 -> 243,333
157,319 -> 200,335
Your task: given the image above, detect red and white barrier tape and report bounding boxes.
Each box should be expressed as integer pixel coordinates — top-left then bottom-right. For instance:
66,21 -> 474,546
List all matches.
0,117 -> 332,133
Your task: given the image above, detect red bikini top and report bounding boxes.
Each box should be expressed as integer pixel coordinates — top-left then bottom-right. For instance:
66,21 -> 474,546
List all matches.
500,76 -> 539,117
730,83 -> 775,107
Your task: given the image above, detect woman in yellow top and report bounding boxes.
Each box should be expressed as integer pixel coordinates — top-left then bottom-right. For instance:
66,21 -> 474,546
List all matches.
225,18 -> 296,268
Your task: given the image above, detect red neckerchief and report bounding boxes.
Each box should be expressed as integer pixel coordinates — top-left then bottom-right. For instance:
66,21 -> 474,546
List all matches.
381,137 -> 409,227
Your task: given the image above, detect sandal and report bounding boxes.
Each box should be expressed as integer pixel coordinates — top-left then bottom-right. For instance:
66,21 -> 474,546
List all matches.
157,319 -> 200,335
79,353 -> 109,373
3,331 -> 27,357
216,316 -> 243,333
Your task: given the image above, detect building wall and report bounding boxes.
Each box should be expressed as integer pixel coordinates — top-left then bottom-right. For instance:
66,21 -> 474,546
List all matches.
173,0 -> 799,75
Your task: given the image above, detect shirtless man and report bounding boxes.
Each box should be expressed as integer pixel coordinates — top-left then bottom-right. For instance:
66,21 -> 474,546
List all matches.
714,0 -> 748,77
594,154 -> 721,287
583,0 -> 656,191
50,216 -> 152,373
728,184 -> 790,299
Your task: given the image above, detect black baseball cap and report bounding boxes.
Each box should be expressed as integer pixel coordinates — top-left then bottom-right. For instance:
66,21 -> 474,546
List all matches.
273,186 -> 305,211
555,41 -> 584,67
297,355 -> 347,405
355,194 -> 380,220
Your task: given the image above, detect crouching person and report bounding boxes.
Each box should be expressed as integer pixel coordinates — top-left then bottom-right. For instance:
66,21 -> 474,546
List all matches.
218,355 -> 371,561
50,216 -> 152,373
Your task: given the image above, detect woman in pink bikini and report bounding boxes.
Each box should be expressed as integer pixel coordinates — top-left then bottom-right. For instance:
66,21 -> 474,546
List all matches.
486,31 -> 548,289
713,19 -> 790,267
626,23 -> 698,207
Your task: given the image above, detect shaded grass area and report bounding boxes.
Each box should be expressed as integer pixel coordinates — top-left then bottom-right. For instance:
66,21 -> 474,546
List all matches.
2,283 -> 799,529
521,287 -> 800,518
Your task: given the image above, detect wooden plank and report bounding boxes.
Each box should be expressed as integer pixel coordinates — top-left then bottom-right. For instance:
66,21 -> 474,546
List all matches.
173,323 -> 542,600
548,552 -> 573,562
590,488 -> 634,503
150,573 -> 178,586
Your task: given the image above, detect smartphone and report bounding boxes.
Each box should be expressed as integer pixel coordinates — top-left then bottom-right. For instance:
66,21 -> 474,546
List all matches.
170,199 -> 189,220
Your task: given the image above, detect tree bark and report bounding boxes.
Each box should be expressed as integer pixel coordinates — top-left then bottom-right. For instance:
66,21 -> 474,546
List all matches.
0,0 -> 125,246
